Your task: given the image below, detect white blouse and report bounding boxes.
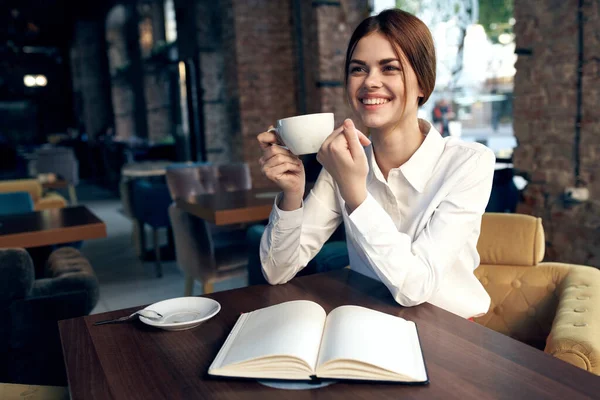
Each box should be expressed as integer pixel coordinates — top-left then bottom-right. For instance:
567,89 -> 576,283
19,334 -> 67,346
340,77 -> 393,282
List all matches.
260,121 -> 495,318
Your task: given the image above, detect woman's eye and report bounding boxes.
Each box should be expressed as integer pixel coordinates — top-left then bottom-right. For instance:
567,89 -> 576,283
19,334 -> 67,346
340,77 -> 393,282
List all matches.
383,65 -> 400,72
350,66 -> 366,74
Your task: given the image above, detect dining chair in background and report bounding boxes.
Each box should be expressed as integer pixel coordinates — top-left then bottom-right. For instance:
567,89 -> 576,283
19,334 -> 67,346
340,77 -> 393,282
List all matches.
34,147 -> 79,205
166,162 -> 250,295
0,179 -> 66,211
130,179 -> 173,278
165,162 -> 217,200
216,162 -> 252,192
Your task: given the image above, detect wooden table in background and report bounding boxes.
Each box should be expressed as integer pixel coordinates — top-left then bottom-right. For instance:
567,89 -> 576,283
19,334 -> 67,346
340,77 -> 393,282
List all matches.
40,179 -> 69,190
176,184 -> 315,226
59,269 -> 600,400
0,205 -> 106,248
175,188 -> 280,225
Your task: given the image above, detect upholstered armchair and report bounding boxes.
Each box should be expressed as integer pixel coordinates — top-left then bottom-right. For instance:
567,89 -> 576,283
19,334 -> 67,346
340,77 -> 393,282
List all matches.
0,247 -> 99,385
475,213 -> 600,375
0,179 -> 66,210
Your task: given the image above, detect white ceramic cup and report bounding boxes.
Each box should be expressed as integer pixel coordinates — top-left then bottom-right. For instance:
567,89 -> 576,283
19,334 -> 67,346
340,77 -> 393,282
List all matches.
268,113 -> 334,155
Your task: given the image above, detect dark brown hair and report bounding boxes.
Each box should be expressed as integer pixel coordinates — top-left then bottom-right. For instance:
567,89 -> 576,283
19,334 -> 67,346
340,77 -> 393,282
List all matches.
344,9 -> 436,107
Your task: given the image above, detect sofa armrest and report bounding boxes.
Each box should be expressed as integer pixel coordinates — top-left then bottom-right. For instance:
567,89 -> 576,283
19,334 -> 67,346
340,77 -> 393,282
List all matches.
35,193 -> 67,210
9,290 -> 90,349
544,263 -> 600,375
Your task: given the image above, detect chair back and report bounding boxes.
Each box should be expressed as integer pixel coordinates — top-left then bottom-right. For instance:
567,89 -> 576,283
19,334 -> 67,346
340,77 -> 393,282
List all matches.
165,163 -> 218,200
477,212 -> 545,267
35,147 -> 79,185
486,167 -> 519,213
168,203 -> 215,280
131,179 -> 172,228
216,163 -> 252,192
0,192 -> 34,216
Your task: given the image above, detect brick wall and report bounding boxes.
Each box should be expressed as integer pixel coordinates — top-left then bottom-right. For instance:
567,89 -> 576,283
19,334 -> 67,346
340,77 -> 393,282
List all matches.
229,0 -> 369,188
314,0 -> 367,128
230,0 -> 299,187
513,0 -> 600,265
171,0 -> 368,186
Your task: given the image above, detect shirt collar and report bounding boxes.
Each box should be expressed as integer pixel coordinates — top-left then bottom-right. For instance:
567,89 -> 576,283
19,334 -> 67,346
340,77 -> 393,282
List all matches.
366,119 -> 445,193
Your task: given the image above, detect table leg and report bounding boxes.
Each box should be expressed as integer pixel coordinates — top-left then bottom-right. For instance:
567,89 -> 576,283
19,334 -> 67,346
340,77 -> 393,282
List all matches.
184,276 -> 194,296
202,282 -> 214,294
68,184 -> 78,205
153,228 -> 163,278
132,219 -> 146,259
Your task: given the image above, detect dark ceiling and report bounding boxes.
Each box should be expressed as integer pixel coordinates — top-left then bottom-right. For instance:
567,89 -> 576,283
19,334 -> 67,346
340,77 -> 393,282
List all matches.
0,0 -> 118,48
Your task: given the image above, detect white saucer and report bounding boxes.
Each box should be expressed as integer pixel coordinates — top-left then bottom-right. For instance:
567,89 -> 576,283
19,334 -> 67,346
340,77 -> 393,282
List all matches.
139,297 -> 221,331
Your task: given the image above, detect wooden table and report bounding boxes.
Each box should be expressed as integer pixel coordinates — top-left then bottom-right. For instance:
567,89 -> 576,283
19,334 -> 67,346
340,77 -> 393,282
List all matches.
59,269 -> 600,400
0,205 -> 106,248
176,188 -> 281,225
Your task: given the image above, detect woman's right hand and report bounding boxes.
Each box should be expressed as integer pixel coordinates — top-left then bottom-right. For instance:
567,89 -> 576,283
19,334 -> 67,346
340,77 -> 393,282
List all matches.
257,127 -> 305,201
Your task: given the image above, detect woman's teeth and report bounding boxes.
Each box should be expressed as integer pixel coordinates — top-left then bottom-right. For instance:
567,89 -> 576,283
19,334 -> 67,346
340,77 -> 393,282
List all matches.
361,98 -> 389,105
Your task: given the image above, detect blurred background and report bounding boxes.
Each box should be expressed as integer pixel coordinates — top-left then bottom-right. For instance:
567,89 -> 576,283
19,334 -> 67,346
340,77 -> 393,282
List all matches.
0,0 -> 598,298
1,0 -> 520,186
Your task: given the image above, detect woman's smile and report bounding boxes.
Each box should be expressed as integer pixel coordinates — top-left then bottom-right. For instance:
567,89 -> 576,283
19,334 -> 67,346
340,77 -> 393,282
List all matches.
359,94 -> 393,110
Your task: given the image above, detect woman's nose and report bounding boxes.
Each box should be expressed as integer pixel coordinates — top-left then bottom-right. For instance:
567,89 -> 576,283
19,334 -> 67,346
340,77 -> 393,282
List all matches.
364,71 -> 382,88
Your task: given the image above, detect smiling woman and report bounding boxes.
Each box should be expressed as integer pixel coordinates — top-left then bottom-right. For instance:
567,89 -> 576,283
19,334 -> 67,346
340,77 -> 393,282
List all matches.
256,9 -> 496,320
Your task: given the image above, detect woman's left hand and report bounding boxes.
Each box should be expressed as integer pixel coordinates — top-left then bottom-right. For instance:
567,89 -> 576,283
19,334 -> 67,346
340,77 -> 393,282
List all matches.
317,118 -> 371,212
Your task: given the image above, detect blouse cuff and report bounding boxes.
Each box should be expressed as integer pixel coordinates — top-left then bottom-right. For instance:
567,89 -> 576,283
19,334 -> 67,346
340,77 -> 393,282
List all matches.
348,193 -> 398,236
270,192 -> 304,229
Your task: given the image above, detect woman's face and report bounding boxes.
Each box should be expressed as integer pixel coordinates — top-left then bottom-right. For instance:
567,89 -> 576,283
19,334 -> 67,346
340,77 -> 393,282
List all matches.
347,32 -> 423,131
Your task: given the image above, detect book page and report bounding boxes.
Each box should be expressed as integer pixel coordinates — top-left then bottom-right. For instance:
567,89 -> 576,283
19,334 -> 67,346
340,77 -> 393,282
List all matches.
316,305 -> 427,382
214,300 -> 326,373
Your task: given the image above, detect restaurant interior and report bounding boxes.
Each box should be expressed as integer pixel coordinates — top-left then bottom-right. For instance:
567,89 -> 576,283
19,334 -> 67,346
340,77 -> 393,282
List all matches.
0,0 -> 599,398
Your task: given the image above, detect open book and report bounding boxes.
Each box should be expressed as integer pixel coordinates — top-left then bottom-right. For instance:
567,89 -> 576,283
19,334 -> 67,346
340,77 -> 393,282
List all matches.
208,300 -> 428,383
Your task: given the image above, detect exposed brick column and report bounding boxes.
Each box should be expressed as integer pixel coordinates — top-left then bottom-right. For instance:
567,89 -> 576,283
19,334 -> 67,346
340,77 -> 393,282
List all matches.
313,0 -> 369,128
144,66 -> 174,143
230,0 -> 368,188
70,19 -> 114,140
141,0 -> 174,144
230,0 -> 299,188
196,0 -> 237,163
513,0 -> 600,265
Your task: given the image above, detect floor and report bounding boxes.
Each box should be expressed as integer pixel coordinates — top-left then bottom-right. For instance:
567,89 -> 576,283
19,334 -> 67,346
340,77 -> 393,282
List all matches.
68,182 -> 247,315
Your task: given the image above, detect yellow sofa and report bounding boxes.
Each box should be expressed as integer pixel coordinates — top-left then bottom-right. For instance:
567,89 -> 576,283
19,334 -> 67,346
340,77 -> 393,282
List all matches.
475,213 -> 600,375
0,179 -> 67,211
